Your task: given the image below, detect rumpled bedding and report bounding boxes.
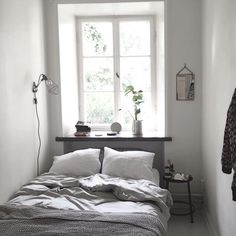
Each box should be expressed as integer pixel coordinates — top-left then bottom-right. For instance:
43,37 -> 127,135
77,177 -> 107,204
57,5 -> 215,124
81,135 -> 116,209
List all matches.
0,173 -> 172,236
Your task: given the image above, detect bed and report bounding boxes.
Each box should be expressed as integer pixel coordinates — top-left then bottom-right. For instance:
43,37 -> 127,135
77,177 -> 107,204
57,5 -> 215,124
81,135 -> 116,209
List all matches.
0,147 -> 172,236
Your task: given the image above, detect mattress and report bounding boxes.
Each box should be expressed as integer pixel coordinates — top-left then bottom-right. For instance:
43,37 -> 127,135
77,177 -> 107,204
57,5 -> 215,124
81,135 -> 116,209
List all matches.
0,173 -> 172,236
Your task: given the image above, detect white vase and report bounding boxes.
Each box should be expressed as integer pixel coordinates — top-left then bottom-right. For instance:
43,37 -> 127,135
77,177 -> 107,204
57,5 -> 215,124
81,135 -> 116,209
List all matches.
132,120 -> 142,135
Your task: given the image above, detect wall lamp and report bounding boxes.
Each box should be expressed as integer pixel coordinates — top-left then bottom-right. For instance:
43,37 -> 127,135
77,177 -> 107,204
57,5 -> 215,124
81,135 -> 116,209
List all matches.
32,73 -> 59,95
32,74 -> 59,176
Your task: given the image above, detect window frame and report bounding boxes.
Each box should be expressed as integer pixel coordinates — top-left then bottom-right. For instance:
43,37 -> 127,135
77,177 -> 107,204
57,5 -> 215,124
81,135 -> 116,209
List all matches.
76,15 -> 157,131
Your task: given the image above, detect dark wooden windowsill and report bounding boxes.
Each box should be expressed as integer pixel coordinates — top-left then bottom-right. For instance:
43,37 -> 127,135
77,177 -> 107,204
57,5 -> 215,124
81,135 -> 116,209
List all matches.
56,132 -> 172,142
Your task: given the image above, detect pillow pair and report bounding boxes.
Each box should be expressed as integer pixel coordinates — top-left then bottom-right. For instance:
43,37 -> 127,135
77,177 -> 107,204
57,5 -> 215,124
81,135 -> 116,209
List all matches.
102,147 -> 155,182
49,147 -> 157,183
49,148 -> 101,177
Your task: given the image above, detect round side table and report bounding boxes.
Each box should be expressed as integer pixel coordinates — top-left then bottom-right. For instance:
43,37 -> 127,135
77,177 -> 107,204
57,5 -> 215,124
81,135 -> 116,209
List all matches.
163,175 -> 195,223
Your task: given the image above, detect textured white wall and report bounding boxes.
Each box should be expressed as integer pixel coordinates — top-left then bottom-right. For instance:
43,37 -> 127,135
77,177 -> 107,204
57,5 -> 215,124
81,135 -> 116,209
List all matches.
202,0 -> 236,235
44,0 -> 166,159
44,0 -> 203,196
57,2 -> 164,135
165,0 -> 202,195
43,0 -> 64,159
0,0 -> 49,203
58,12 -> 79,135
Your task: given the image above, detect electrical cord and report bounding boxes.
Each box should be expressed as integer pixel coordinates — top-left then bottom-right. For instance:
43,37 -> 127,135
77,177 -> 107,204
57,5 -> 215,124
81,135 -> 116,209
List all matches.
32,74 -> 58,176
33,92 -> 41,176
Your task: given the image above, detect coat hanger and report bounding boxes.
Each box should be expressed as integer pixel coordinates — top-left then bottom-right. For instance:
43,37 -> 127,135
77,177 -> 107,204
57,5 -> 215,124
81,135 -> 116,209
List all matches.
177,63 -> 194,75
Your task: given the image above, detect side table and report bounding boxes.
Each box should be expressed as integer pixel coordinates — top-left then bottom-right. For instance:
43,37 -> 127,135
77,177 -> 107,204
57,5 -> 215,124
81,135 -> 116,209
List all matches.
164,175 -> 195,223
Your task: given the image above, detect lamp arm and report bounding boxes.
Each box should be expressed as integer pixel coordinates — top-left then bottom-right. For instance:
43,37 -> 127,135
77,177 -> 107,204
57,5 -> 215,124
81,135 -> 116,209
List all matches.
32,74 -> 47,93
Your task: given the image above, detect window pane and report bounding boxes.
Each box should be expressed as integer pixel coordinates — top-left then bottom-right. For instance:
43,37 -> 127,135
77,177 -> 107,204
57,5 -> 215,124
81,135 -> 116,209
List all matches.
141,92 -> 152,121
120,21 -> 150,56
85,92 -> 114,124
82,22 -> 113,56
83,58 -> 114,91
119,92 -> 133,126
120,57 -> 151,91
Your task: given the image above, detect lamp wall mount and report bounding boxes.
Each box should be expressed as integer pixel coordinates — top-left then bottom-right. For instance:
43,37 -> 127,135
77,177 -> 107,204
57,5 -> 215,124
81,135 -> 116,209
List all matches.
32,82 -> 38,93
32,74 -> 59,95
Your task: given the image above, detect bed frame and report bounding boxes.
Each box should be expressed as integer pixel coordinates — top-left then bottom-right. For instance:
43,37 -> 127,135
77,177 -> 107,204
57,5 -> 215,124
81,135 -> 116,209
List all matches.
56,136 -> 171,187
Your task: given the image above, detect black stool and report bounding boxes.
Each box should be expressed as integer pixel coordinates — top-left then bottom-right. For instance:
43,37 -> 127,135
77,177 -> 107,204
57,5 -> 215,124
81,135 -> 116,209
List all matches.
164,175 -> 195,223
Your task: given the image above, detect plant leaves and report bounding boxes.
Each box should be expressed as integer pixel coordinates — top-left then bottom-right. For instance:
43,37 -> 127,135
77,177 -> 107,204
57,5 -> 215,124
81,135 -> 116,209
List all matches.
124,84 -> 144,119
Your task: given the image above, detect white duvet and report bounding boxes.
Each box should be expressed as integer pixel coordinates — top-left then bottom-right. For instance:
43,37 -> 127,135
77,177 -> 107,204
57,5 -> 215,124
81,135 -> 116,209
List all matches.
8,173 -> 172,234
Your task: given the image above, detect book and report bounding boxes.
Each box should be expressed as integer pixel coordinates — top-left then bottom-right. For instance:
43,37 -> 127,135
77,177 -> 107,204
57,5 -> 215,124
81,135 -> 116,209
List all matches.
74,131 -> 90,136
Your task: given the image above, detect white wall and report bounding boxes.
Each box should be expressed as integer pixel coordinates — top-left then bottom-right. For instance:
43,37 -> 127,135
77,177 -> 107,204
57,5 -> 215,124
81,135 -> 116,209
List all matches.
43,0 -> 64,159
0,0 -> 50,203
165,0 -> 202,195
3,1 -> 236,234
58,2 -> 164,135
58,12 -> 79,135
44,0 -> 203,195
202,0 -> 236,235
0,0 -> 203,204
44,0 -> 166,158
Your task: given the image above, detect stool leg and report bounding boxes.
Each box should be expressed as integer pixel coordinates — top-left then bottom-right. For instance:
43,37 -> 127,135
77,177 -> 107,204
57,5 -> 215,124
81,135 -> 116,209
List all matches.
187,181 -> 194,223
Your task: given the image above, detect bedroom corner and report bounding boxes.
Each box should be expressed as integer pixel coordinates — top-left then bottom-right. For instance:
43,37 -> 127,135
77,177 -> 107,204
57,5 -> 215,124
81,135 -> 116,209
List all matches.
1,0 -> 236,235
0,0 -> 50,203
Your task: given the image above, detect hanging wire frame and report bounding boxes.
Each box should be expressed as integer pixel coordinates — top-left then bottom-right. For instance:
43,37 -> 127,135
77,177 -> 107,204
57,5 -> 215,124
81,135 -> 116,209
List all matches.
176,64 -> 195,101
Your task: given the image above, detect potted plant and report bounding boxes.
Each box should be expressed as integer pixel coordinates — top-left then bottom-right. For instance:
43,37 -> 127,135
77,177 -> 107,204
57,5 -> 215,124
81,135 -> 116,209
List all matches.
124,85 -> 144,135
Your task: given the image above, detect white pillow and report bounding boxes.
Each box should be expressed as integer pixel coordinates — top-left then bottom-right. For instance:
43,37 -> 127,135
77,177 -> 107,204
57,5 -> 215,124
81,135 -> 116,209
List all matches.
152,168 -> 160,186
49,148 -> 101,176
102,147 -> 155,181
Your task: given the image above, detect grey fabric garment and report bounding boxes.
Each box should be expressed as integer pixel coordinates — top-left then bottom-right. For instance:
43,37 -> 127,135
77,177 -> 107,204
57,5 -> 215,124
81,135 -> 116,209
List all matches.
0,173 -> 172,236
221,88 -> 236,200
79,174 -> 172,217
0,204 -> 164,236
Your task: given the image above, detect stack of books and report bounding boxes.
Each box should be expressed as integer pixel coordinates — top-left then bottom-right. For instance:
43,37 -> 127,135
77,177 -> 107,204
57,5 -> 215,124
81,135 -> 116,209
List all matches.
74,122 -> 91,136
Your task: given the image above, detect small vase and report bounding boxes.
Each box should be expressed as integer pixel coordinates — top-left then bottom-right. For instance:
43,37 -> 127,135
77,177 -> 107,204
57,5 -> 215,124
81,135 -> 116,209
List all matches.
132,120 -> 142,135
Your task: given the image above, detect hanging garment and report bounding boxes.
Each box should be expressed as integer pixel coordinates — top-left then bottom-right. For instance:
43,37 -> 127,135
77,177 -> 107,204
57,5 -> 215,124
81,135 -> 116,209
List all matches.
221,88 -> 236,201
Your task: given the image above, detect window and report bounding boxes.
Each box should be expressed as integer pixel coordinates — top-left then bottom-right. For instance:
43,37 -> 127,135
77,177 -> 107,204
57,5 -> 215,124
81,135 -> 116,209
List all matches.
77,16 -> 156,130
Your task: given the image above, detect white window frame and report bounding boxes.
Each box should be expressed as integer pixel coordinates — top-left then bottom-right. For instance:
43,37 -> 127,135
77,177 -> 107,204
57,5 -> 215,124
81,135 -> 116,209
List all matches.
76,15 -> 157,131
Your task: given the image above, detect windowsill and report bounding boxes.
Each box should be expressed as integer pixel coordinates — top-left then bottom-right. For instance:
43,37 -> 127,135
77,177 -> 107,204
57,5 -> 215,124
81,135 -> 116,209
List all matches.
56,131 -> 172,142
90,127 -> 159,132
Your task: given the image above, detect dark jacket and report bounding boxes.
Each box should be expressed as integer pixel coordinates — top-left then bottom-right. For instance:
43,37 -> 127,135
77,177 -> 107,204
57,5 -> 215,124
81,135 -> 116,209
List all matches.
221,88 -> 236,201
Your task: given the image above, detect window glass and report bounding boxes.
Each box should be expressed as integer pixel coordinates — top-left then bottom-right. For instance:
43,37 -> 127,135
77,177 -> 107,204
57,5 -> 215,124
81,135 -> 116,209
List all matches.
82,22 -> 113,56
85,92 -> 114,123
120,21 -> 150,56
120,57 -> 151,91
83,58 -> 114,91
79,17 -> 154,129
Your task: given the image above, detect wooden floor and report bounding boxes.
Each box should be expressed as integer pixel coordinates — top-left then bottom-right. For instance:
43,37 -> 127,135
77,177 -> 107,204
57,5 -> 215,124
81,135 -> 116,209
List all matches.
167,208 -> 213,236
